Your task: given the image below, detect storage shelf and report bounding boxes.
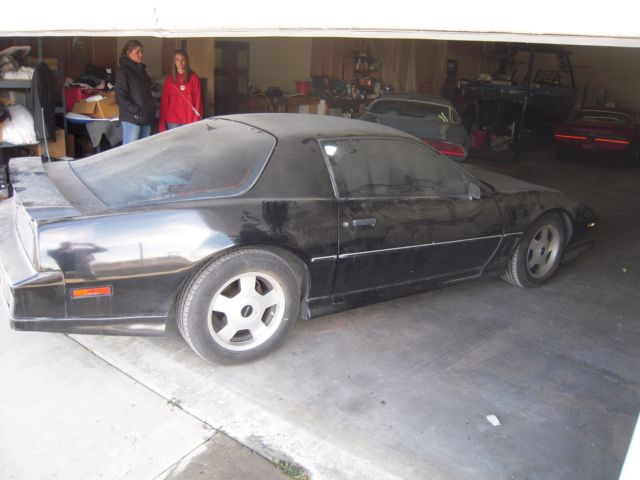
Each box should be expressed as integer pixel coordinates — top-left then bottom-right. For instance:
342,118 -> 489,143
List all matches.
0,79 -> 31,89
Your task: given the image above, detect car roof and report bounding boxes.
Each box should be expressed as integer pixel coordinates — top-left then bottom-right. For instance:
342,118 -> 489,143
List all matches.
372,93 -> 453,107
221,113 -> 416,140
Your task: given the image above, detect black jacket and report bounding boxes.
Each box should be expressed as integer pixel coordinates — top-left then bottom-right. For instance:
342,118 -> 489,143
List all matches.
115,57 -> 156,125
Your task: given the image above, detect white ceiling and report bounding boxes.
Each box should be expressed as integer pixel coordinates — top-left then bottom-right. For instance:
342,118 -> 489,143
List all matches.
4,0 -> 640,48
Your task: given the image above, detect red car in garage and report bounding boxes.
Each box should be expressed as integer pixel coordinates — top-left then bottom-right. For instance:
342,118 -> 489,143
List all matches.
554,108 -> 640,164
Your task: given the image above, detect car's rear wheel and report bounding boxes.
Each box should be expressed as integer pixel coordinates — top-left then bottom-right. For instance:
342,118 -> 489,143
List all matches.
502,212 -> 567,288
177,249 -> 300,363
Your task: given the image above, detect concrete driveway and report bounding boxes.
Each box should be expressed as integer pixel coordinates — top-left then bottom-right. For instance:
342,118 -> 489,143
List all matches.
1,149 -> 638,479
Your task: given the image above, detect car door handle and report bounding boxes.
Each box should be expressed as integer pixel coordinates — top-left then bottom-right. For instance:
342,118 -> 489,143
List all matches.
345,217 -> 377,229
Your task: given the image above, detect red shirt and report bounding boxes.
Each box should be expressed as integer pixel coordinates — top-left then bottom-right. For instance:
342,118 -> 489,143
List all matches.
159,72 -> 203,132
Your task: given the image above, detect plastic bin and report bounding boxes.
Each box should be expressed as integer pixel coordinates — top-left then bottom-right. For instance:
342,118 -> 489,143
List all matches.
295,80 -> 311,96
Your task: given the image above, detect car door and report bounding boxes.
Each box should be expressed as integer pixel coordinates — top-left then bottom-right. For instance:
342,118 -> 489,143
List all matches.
320,137 -> 503,299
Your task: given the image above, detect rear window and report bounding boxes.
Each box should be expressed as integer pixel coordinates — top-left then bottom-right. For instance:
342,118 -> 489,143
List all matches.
573,110 -> 633,125
368,99 -> 460,123
71,119 -> 275,207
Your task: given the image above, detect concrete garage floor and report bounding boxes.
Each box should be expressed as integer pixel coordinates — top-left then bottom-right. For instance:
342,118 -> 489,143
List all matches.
1,147 -> 639,479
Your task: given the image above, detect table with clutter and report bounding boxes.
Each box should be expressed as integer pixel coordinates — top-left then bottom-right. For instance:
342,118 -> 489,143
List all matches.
64,87 -> 121,152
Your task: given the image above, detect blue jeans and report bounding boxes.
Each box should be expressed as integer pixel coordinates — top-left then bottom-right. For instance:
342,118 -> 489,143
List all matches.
121,122 -> 151,145
167,122 -> 182,130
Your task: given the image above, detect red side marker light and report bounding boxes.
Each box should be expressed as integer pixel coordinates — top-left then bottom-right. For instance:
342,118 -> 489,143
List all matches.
71,286 -> 113,299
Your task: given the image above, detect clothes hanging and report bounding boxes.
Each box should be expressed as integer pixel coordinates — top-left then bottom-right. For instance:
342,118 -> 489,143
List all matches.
32,62 -> 56,141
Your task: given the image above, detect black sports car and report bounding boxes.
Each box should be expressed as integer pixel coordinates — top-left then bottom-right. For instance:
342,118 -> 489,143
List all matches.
0,114 -> 596,363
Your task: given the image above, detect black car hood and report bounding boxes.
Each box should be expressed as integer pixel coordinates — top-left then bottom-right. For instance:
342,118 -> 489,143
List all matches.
464,165 -> 558,194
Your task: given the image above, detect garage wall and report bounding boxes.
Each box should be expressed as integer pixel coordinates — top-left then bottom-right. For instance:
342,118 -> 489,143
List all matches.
414,40 -> 439,92
239,37 -> 313,94
447,43 -> 498,82
570,45 -> 640,111
310,38 -> 446,94
414,40 -> 448,94
310,38 -> 369,80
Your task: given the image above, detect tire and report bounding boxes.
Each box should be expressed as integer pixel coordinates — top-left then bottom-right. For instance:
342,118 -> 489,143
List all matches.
177,249 -> 301,363
502,212 -> 567,288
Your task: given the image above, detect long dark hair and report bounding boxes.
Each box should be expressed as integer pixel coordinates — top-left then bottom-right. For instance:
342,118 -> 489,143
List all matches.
121,39 -> 144,58
171,49 -> 192,83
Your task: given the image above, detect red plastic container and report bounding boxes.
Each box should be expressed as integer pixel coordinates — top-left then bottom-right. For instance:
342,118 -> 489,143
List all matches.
471,129 -> 487,150
295,80 -> 310,96
64,86 -> 102,113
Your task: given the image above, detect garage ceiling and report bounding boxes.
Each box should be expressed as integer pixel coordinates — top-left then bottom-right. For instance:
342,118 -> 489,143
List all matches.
3,1 -> 640,48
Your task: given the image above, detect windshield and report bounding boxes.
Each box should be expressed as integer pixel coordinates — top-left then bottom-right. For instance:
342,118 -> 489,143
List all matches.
369,99 -> 460,123
573,110 -> 633,125
71,119 -> 276,207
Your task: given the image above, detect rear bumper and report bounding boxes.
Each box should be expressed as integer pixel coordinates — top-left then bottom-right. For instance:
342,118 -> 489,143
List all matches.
556,139 -> 632,155
0,198 -> 64,319
11,315 -> 166,336
1,199 -> 166,337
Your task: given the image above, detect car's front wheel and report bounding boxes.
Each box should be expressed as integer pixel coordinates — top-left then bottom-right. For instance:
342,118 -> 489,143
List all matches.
177,249 -> 300,363
502,212 -> 567,288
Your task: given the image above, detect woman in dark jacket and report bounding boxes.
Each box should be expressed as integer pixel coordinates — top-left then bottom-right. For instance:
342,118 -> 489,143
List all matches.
115,40 -> 156,144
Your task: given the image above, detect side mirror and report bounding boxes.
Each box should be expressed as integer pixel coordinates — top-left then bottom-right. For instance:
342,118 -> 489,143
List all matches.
468,182 -> 482,200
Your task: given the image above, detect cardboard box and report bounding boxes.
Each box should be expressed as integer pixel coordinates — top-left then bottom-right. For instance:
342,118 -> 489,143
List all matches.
64,86 -> 92,113
32,129 -> 66,158
71,92 -> 119,119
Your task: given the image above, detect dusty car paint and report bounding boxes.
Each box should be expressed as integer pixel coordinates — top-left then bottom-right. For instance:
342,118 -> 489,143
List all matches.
0,114 -> 596,337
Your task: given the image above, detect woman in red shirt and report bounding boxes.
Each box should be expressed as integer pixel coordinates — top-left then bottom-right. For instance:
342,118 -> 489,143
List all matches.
159,50 -> 203,132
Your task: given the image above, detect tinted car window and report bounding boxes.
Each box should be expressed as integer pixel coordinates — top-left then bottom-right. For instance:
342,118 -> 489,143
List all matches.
71,119 -> 276,206
573,110 -> 633,125
322,138 -> 467,199
368,100 -> 460,123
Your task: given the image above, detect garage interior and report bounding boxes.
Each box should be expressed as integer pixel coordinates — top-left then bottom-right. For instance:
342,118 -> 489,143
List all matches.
1,25 -> 639,480
2,35 -> 640,162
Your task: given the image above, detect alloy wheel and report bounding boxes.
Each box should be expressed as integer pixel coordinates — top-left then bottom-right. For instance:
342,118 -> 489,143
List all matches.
207,272 -> 286,351
526,224 -> 561,279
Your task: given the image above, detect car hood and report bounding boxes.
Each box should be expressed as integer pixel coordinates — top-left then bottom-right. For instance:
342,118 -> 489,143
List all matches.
464,165 -> 558,194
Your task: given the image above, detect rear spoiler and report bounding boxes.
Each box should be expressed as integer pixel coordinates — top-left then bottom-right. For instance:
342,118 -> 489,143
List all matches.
9,156 -> 80,220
